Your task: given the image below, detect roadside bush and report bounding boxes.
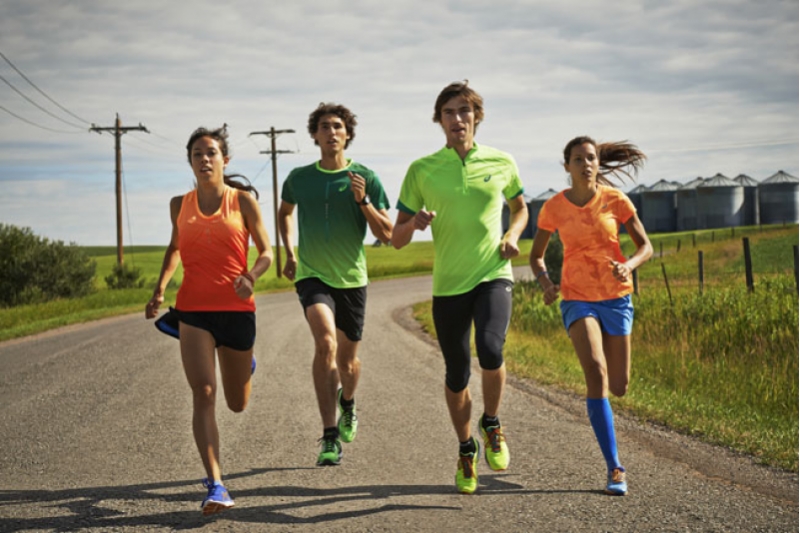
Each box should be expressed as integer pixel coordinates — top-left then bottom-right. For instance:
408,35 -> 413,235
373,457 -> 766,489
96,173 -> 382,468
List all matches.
543,231 -> 563,285
0,224 -> 96,307
105,263 -> 146,289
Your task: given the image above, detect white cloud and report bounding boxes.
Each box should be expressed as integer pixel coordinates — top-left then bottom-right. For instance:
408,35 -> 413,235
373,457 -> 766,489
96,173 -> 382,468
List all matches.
0,0 -> 796,245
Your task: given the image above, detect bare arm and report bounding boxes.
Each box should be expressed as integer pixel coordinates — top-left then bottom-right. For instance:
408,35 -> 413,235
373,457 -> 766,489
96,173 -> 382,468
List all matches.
500,194 -> 529,259
391,209 -> 436,250
348,171 -> 393,243
613,212 -> 653,282
237,191 -> 273,298
529,228 -> 560,306
277,200 -> 298,280
145,196 -> 182,319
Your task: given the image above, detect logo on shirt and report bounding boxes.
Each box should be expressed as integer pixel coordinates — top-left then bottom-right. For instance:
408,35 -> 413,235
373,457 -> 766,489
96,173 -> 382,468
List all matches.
601,204 -> 609,209
484,175 -> 492,182
339,183 -> 349,192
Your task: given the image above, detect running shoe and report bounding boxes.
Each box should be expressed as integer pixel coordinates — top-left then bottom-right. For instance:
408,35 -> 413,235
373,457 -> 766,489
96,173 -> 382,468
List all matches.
316,435 -> 343,466
251,356 -> 257,375
337,388 -> 358,443
605,467 -> 628,496
480,421 -> 510,471
201,478 -> 234,515
455,437 -> 480,494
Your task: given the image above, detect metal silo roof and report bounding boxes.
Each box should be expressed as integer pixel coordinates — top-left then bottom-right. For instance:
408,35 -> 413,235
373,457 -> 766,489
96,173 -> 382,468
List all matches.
679,177 -> 706,190
762,170 -> 799,184
646,179 -> 681,192
733,174 -> 759,187
628,184 -> 648,194
700,173 -> 739,188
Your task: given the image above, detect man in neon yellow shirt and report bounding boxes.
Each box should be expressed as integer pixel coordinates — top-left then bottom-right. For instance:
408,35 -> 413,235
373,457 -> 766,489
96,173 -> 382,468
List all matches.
279,103 -> 392,466
392,81 -> 528,494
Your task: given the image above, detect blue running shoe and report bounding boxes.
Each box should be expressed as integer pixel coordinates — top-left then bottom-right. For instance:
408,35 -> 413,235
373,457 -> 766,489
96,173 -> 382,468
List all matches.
605,467 -> 628,496
201,478 -> 234,515
251,356 -> 256,375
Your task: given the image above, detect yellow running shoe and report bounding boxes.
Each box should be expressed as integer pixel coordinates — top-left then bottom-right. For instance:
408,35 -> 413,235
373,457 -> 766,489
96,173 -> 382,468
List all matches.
455,437 -> 480,494
480,423 -> 510,471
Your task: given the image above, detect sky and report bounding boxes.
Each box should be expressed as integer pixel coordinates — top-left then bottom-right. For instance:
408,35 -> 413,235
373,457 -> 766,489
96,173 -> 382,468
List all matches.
1,0 -> 797,247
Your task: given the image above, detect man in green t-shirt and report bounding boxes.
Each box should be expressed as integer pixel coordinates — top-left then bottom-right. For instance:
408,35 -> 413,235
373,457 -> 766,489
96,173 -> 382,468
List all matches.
392,81 -> 529,494
278,103 -> 392,466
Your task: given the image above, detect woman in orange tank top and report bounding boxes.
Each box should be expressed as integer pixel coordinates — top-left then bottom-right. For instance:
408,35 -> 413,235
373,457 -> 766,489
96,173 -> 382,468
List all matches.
144,126 -> 272,515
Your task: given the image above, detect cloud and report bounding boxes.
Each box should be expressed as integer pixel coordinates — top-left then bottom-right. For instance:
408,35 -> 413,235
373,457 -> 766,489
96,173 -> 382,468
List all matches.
0,0 -> 796,245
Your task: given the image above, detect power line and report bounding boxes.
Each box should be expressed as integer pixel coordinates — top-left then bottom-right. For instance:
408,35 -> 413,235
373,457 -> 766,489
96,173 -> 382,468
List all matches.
0,104 -> 84,134
0,50 -> 92,125
0,72 -> 86,130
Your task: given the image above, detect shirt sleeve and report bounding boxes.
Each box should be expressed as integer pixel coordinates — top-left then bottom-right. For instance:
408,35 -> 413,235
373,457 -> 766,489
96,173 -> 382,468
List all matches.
280,169 -> 297,204
537,197 -> 558,232
366,171 -> 391,210
502,155 -> 524,200
397,162 -> 423,214
615,190 -> 636,224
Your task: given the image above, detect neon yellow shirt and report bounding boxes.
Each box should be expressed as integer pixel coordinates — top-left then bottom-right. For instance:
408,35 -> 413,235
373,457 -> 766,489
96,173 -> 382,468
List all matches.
398,144 -> 524,296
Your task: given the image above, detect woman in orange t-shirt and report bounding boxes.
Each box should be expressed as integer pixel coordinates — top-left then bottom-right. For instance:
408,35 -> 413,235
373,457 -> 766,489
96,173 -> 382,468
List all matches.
145,126 -> 272,515
529,136 -> 652,497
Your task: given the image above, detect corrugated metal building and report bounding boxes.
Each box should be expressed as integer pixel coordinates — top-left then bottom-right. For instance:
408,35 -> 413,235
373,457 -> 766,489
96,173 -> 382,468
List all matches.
696,173 -> 744,229
641,179 -> 679,232
758,170 -> 798,224
733,174 -> 760,225
676,177 -> 705,231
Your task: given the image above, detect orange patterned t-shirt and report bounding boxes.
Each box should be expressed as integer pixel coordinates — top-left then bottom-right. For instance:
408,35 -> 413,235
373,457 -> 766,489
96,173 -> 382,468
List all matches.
175,186 -> 254,312
537,185 -> 635,302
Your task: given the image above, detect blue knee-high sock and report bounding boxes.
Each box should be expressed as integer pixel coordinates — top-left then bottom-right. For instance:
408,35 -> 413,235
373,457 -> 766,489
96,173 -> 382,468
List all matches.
586,398 -> 621,471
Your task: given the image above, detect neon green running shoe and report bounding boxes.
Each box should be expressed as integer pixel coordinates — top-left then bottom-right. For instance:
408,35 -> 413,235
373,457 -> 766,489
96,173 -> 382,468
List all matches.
316,435 -> 342,466
480,423 -> 510,471
455,437 -> 480,494
337,388 -> 358,443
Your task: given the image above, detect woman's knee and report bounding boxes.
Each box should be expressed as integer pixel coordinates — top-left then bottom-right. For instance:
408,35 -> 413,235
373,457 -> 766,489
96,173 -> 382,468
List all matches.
192,383 -> 216,406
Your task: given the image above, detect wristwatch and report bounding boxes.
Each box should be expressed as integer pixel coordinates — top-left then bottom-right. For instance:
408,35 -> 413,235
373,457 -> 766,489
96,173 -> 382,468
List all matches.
358,196 -> 370,206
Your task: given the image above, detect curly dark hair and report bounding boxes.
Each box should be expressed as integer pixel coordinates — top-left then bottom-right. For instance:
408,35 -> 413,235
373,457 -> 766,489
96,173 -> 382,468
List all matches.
307,103 -> 358,149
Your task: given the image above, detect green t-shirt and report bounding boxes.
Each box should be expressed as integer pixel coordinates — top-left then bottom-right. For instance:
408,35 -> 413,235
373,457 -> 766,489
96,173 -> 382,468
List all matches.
281,160 -> 390,288
397,144 -> 524,296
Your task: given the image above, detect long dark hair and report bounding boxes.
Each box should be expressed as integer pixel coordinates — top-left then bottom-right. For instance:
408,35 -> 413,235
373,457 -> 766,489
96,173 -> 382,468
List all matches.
563,136 -> 646,187
186,125 -> 259,199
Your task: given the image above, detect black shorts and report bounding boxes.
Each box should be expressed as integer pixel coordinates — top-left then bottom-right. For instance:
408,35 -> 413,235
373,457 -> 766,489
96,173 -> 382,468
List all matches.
295,277 -> 367,342
156,307 -> 256,351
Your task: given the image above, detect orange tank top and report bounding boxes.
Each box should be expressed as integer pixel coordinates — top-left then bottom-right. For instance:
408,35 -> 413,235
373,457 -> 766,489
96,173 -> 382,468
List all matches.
175,186 -> 254,312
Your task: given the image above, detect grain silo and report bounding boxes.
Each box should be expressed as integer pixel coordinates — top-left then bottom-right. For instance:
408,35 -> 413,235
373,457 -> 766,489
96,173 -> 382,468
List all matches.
758,170 -> 799,224
733,174 -> 760,225
641,179 -> 679,233
696,173 -> 744,229
676,177 -> 705,231
627,184 -> 648,220
529,189 -> 558,235
502,194 -> 534,237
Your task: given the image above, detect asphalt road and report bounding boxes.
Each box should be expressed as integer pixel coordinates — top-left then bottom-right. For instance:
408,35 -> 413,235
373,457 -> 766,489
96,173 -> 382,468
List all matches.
0,272 -> 796,532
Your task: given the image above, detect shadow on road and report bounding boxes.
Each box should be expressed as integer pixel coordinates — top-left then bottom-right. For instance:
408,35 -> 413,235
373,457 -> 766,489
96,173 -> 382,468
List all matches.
0,468 -> 590,531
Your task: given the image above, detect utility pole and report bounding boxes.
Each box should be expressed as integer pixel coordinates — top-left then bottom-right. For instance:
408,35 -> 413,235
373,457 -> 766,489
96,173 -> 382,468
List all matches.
249,127 -> 295,277
90,114 -> 149,266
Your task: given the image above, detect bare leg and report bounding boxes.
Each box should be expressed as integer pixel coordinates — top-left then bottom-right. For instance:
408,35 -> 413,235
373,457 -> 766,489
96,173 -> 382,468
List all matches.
336,331 -> 361,401
481,363 -> 506,418
445,385 -> 473,442
305,303 -> 339,429
179,323 -> 222,481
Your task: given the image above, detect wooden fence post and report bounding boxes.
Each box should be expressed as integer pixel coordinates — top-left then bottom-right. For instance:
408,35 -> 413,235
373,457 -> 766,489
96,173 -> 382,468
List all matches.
743,237 -> 754,292
659,241 -> 663,258
692,233 -> 696,248
677,240 -> 681,253
698,250 -> 704,295
661,263 -> 673,305
793,244 -> 798,292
